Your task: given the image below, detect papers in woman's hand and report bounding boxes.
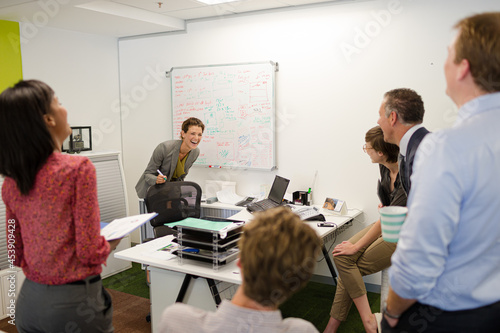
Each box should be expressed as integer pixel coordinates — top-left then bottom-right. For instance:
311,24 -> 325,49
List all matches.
100,213 -> 158,241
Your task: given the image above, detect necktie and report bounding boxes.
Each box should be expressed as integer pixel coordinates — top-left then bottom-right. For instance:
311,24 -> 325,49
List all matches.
398,153 -> 407,194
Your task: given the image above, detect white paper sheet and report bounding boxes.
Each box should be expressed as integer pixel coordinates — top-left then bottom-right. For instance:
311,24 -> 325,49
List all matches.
141,241 -> 179,261
216,188 -> 245,205
100,213 -> 157,241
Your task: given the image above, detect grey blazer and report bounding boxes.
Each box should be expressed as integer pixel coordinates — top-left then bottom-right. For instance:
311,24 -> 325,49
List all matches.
135,140 -> 200,198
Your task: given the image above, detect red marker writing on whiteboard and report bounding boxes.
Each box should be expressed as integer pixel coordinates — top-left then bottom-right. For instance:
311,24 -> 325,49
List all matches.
209,165 -> 221,168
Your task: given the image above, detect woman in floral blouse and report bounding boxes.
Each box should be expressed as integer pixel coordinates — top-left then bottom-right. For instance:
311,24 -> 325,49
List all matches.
0,80 -> 120,332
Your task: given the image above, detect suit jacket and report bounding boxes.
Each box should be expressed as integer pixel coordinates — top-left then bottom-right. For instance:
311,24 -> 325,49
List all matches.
400,126 -> 430,194
135,140 -> 200,198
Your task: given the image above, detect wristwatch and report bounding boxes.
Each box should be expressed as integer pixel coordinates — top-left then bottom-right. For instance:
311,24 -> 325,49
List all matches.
382,301 -> 401,319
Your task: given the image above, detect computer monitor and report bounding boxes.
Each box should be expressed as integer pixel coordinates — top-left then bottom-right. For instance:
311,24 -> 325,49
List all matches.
268,175 -> 290,204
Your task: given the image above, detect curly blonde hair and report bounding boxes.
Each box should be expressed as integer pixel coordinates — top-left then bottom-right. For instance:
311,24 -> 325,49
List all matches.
238,207 -> 322,308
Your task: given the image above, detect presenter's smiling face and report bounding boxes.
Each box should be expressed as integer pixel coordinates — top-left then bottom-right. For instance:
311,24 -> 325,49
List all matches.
181,125 -> 203,150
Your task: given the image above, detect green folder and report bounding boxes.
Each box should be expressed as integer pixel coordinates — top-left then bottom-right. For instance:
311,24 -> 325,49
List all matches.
165,217 -> 233,231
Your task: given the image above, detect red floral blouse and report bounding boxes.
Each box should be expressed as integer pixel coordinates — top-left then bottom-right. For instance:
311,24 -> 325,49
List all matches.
2,153 -> 110,285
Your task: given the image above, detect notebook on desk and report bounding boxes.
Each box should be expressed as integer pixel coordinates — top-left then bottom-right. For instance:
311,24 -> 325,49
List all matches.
246,175 -> 290,213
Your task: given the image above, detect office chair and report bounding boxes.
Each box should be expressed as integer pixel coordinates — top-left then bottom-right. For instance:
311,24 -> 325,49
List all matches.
144,181 -> 202,238
143,181 -> 222,322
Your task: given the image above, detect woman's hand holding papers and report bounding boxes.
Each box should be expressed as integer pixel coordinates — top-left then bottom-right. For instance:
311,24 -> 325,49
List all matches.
108,238 -> 122,252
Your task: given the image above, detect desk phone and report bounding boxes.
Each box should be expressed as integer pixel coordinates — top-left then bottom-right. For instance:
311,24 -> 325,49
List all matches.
235,197 -> 255,207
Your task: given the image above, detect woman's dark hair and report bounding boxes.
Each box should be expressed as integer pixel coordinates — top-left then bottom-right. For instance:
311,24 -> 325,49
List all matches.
0,80 -> 56,195
180,117 -> 205,139
365,126 -> 399,163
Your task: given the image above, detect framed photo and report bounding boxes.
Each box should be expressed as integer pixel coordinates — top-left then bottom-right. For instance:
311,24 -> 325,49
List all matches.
322,197 -> 347,215
62,126 -> 92,153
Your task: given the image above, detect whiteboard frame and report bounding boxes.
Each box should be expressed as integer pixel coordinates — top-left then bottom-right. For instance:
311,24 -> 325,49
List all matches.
168,61 -> 278,171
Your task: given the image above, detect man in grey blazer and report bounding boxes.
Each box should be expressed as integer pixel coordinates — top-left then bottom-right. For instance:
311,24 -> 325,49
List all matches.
376,88 -> 430,195
135,117 -> 204,198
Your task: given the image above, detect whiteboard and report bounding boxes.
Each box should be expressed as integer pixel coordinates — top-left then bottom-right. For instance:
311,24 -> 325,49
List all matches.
170,61 -> 276,170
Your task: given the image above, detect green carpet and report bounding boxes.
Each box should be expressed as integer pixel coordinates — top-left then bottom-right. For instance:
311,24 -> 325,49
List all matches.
103,262 -> 150,299
103,262 -> 381,332
280,281 -> 381,332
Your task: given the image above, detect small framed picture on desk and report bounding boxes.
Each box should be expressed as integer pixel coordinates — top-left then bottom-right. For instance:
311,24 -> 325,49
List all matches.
322,197 -> 347,215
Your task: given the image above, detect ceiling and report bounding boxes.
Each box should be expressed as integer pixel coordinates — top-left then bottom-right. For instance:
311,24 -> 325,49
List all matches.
0,0 -> 349,38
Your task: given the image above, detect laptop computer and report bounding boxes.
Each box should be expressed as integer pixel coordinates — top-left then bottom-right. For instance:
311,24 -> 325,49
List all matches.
246,175 -> 290,213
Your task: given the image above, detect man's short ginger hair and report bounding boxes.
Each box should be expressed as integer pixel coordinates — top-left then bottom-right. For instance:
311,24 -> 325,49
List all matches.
453,12 -> 500,93
238,207 -> 322,308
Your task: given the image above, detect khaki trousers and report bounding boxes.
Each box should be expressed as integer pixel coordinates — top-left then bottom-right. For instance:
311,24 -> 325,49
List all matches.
329,222 -> 397,321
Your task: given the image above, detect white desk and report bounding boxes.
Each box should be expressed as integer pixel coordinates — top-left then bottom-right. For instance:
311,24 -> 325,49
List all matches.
115,208 -> 361,332
230,208 -> 361,284
115,236 -> 241,332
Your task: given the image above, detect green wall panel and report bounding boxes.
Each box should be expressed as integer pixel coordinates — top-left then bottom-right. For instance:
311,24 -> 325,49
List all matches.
0,20 -> 23,93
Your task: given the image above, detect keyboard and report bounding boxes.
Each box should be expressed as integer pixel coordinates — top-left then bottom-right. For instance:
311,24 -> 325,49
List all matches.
291,206 -> 326,221
246,199 -> 278,212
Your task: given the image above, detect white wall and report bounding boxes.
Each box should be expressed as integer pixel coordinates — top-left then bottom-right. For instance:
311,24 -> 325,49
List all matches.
118,0 -> 500,283
21,25 -> 121,153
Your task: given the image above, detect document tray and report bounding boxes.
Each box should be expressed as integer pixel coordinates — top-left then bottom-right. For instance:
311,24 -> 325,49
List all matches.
176,224 -> 243,241
174,248 -> 239,266
173,232 -> 240,251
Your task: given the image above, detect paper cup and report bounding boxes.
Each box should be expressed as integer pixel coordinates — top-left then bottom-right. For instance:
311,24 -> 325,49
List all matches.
379,206 -> 408,243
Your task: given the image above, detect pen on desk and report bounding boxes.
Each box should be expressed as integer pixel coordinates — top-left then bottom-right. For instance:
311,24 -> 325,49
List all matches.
209,165 -> 221,168
157,169 -> 167,181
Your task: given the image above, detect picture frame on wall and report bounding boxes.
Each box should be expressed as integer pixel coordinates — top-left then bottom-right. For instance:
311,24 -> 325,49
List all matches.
62,126 -> 92,153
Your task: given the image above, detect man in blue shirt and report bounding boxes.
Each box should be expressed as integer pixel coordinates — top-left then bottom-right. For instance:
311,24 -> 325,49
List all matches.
382,12 -> 500,332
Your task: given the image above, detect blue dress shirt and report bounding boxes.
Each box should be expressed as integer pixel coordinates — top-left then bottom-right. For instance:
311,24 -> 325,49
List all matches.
389,92 -> 500,311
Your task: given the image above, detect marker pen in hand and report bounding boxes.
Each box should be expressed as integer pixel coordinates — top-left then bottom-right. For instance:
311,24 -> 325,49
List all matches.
157,169 -> 167,181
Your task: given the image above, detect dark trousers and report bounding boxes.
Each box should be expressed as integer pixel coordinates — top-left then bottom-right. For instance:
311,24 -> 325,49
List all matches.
16,276 -> 114,333
381,300 -> 500,333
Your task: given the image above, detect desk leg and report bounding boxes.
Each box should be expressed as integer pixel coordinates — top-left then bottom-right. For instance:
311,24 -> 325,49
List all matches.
206,279 -> 222,306
322,245 -> 337,285
176,274 -> 193,302
175,275 -> 221,307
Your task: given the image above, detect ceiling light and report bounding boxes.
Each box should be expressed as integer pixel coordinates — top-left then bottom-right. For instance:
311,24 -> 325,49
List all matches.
196,0 -> 241,4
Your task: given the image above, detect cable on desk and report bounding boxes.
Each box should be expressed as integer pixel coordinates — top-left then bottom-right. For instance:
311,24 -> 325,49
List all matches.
317,224 -> 338,263
317,219 -> 353,263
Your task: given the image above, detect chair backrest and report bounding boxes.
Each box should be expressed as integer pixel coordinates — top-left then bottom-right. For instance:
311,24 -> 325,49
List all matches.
144,181 -> 202,228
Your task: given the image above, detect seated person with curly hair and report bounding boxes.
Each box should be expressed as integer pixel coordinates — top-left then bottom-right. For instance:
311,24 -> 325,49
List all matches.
158,206 -> 323,333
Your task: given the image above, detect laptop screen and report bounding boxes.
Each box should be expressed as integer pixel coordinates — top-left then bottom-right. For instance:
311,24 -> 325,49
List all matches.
268,176 -> 290,203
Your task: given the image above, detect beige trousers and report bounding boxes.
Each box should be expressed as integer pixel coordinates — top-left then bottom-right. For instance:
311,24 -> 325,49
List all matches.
329,222 -> 397,321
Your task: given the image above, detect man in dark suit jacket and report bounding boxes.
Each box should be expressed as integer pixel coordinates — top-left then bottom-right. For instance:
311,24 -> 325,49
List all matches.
377,88 -> 430,194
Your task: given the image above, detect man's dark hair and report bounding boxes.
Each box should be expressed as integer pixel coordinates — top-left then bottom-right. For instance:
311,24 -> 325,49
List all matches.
383,88 -> 425,125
